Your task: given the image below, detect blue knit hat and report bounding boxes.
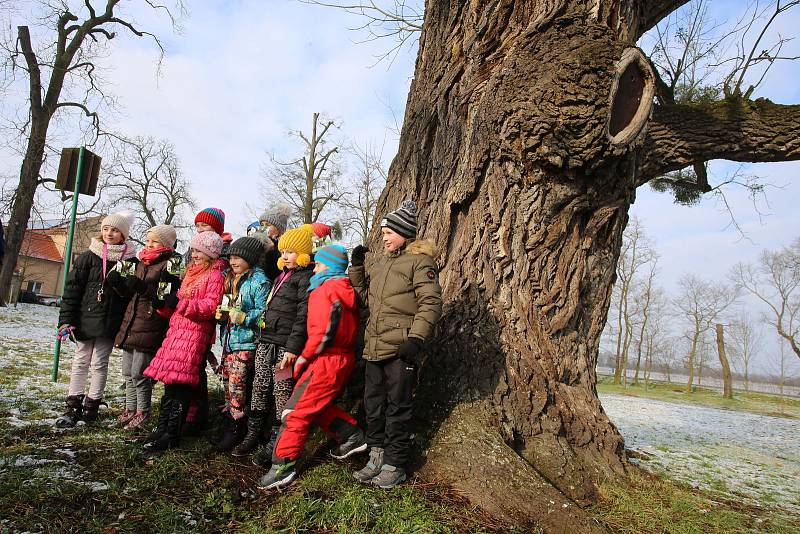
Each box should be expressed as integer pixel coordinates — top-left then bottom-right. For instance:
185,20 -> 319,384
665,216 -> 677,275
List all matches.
309,244 -> 348,292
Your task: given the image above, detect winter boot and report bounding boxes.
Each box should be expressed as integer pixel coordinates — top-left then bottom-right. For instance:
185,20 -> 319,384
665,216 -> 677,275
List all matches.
117,409 -> 136,427
370,464 -> 407,489
143,398 -> 185,452
257,459 -> 297,490
330,427 -> 368,460
253,424 -> 281,467
124,411 -> 150,430
354,447 -> 384,483
143,396 -> 172,447
81,397 -> 104,424
215,416 -> 245,452
55,395 -> 84,428
231,411 -> 264,457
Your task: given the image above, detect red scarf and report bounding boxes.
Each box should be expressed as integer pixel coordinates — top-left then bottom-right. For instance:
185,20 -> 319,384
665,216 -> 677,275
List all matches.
178,261 -> 212,299
139,246 -> 173,265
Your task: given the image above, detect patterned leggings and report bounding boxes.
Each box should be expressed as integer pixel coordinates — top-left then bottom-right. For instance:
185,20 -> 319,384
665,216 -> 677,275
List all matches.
221,350 -> 254,420
251,342 -> 294,420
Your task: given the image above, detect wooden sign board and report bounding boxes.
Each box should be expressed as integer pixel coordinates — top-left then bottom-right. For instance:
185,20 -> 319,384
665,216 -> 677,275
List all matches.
55,147 -> 101,196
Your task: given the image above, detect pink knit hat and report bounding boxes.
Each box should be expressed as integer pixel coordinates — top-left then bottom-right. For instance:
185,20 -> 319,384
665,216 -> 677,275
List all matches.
191,231 -> 224,259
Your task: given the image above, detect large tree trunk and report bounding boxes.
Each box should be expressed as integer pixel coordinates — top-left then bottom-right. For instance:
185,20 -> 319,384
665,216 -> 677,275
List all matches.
370,1 -> 666,529
370,0 -> 800,529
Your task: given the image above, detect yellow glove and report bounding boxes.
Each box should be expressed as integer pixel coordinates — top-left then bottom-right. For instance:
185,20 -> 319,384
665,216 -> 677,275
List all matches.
229,309 -> 246,325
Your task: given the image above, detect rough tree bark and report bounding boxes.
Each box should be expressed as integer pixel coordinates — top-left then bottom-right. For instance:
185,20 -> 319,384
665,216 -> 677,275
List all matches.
368,0 -> 800,530
715,323 -> 733,399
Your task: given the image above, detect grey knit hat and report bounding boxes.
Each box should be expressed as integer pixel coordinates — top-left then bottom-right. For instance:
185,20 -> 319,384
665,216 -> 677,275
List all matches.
101,210 -> 134,239
226,237 -> 265,267
381,200 -> 417,239
147,224 -> 177,248
259,203 -> 292,234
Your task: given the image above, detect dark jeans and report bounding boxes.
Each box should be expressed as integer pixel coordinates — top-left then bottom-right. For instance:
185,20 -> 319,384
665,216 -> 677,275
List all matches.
364,357 -> 417,467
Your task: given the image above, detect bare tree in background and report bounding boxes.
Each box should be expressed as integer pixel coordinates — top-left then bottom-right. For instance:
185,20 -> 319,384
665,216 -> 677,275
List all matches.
0,0 -> 184,305
340,140 -> 387,244
611,216 -> 658,384
728,312 -> 763,391
674,274 -> 738,393
631,256 -> 661,386
262,113 -> 345,225
732,240 -> 800,360
104,136 -> 195,245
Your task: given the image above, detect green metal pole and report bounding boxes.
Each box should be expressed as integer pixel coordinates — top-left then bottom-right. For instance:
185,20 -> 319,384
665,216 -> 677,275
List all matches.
52,147 -> 85,382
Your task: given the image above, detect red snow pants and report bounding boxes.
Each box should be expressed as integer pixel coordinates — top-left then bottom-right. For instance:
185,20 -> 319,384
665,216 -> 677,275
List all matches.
273,351 -> 358,462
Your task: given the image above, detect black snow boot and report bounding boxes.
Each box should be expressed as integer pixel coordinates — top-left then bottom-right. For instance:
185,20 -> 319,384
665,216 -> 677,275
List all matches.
231,411 -> 264,457
216,416 -> 246,452
82,396 -> 104,424
143,396 -> 173,449
56,395 -> 84,428
144,398 -> 186,452
253,424 -> 281,467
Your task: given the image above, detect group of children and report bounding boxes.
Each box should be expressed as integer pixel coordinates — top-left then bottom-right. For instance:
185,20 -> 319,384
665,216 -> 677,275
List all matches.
55,199 -> 442,490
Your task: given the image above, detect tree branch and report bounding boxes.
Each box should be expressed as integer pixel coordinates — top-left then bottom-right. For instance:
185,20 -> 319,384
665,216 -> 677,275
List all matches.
637,0 -> 692,39
639,98 -> 800,184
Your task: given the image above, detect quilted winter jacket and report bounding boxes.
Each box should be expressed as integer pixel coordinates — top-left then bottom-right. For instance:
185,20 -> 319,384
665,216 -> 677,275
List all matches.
114,250 -> 179,353
222,267 -> 271,352
258,266 -> 313,355
300,276 -> 359,361
58,249 -> 133,341
144,260 -> 225,386
349,239 -> 443,362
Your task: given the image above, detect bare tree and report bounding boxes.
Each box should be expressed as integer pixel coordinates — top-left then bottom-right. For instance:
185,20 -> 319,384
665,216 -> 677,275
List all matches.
631,257 -> 661,386
262,113 -> 345,225
0,1 -> 184,305
732,240 -> 800,360
103,136 -> 195,245
611,216 -> 658,384
727,312 -> 763,391
674,274 -> 738,393
715,323 -> 734,399
340,140 -> 387,245
312,0 -> 800,525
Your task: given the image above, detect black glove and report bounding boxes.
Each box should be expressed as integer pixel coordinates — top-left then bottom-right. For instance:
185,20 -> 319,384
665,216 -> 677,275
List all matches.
160,270 -> 181,286
396,338 -> 424,366
351,245 -> 368,267
124,275 -> 146,295
106,269 -> 123,288
154,292 -> 178,310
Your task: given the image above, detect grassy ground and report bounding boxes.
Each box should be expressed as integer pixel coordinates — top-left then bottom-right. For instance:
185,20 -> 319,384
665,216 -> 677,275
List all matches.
597,376 -> 800,419
2,305 -> 798,533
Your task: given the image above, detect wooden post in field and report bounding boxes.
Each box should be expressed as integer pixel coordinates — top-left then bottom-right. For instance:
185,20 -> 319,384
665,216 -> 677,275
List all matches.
715,323 -> 734,399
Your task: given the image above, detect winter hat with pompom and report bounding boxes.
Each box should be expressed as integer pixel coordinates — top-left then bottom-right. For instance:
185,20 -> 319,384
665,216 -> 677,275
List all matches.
195,207 -> 225,235
259,203 -> 292,234
191,231 -> 224,260
147,224 -> 177,249
277,226 -> 313,270
101,210 -> 135,239
381,200 -> 417,239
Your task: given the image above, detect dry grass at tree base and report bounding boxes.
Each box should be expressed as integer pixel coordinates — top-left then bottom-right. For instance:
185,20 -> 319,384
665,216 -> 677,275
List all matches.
1,304 -> 798,533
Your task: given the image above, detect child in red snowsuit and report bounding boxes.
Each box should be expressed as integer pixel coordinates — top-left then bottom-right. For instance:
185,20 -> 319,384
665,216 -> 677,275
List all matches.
258,244 -> 365,489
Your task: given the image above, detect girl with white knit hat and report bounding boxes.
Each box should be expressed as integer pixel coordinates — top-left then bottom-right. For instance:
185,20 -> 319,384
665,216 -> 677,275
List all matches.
56,210 -> 138,428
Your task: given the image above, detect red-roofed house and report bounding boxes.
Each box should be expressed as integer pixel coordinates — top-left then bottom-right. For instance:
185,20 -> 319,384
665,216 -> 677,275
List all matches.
9,216 -> 102,302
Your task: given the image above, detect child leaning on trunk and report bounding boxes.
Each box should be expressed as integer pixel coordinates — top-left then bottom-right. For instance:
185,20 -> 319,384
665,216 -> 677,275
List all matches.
56,211 -> 138,428
236,227 -> 314,461
108,224 -> 181,430
141,231 -> 225,451
213,237 -> 272,452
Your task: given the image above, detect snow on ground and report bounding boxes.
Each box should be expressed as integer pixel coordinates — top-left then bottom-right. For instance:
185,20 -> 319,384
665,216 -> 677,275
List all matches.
602,392 -> 800,514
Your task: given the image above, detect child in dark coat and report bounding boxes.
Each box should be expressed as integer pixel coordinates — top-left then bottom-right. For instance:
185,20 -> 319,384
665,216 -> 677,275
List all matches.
249,227 -> 314,465
258,244 -> 364,489
110,224 -> 180,430
56,211 -> 137,427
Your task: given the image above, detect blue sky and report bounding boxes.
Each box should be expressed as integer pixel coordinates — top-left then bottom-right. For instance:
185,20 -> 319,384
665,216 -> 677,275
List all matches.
1,1 -> 798,374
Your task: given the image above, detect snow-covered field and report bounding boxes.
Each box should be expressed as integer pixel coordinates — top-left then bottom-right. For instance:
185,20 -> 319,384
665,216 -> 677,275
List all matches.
602,393 -> 800,514
1,304 -> 798,518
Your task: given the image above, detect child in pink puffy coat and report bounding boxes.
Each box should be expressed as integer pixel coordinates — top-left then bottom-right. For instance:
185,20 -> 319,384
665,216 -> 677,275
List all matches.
142,231 -> 225,451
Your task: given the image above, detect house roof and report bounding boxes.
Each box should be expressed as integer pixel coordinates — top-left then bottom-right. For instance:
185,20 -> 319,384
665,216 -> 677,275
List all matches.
20,231 -> 63,263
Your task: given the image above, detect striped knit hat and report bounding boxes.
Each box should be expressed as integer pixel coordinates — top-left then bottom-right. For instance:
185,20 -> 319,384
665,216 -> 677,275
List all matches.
381,200 -> 417,239
195,207 -> 225,235
315,244 -> 348,272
